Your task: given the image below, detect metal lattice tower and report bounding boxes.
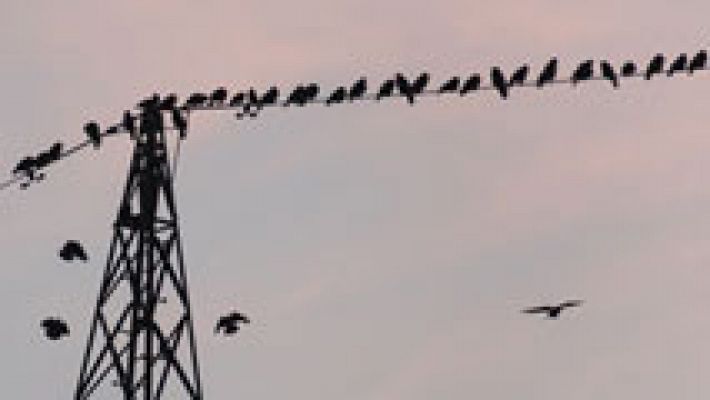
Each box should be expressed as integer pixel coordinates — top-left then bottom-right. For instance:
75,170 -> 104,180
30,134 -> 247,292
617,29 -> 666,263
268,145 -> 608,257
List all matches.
74,105 -> 202,399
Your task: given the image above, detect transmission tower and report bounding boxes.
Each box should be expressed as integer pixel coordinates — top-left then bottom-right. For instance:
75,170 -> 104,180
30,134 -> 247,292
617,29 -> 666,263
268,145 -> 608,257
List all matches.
74,104 -> 202,399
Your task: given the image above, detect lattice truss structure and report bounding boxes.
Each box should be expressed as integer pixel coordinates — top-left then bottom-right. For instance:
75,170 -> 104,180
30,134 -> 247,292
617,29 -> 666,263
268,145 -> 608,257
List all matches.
75,107 -> 202,400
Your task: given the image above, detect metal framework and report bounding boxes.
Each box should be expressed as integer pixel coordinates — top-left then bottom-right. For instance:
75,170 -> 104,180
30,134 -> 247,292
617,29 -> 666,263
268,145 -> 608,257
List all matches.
74,107 -> 202,399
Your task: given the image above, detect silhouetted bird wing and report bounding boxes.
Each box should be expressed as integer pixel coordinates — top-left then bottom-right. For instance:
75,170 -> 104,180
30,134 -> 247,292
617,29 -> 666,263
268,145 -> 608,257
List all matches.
559,300 -> 583,309
522,306 -> 553,314
600,61 -> 619,88
439,76 -> 460,93
645,54 -> 665,80
490,67 -> 508,99
460,74 -> 481,95
689,50 -> 707,74
536,57 -> 558,88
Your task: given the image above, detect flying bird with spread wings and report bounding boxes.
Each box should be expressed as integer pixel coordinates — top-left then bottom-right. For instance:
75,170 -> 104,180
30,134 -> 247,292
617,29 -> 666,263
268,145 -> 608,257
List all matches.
59,240 -> 89,262
41,317 -> 70,340
521,300 -> 583,319
215,312 -> 250,336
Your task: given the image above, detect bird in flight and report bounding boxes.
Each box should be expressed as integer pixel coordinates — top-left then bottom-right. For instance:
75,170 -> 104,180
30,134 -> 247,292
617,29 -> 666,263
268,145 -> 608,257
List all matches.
59,240 -> 88,262
41,317 -> 70,340
521,300 -> 583,319
215,311 -> 250,335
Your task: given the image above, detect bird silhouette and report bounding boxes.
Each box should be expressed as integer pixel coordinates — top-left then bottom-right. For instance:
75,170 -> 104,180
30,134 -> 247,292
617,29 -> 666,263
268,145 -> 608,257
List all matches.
83,121 -> 101,149
536,57 -> 558,88
59,240 -> 88,262
215,312 -> 250,335
349,78 -> 367,101
326,86 -> 347,105
229,92 -> 246,107
689,50 -> 707,74
490,67 -> 509,99
438,76 -> 460,93
41,317 -> 70,340
571,60 -> 594,85
620,61 -> 637,77
13,156 -> 42,189
258,86 -> 279,108
184,93 -> 209,108
376,79 -> 396,100
667,53 -> 688,76
600,60 -> 619,88
160,94 -> 178,110
395,72 -> 430,105
460,74 -> 481,95
509,64 -> 529,87
644,54 -> 665,80
210,87 -> 228,106
522,300 -> 583,319
34,142 -> 62,169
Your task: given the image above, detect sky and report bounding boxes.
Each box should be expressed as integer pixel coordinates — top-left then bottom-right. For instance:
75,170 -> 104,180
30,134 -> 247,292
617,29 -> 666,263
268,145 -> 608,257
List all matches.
2,1 -> 710,399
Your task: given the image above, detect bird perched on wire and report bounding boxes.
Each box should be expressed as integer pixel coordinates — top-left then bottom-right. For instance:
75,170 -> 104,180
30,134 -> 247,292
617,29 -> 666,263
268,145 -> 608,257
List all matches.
620,61 -> 637,77
509,64 -> 529,87
438,76 -> 460,94
395,72 -> 430,105
667,53 -> 688,76
490,67 -> 509,99
522,300 -> 583,319
349,78 -> 367,101
184,92 -> 209,108
215,312 -> 250,335
689,50 -> 707,74
59,240 -> 89,262
644,53 -> 665,80
376,79 -> 396,101
326,86 -> 347,105
34,142 -> 62,170
84,121 -> 101,149
41,317 -> 70,340
210,87 -> 229,106
600,60 -> 619,88
571,60 -> 594,85
460,74 -> 481,95
536,57 -> 558,88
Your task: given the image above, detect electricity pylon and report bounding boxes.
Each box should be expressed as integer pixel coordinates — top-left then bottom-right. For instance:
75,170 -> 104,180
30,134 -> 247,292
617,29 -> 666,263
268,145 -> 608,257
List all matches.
74,104 -> 202,399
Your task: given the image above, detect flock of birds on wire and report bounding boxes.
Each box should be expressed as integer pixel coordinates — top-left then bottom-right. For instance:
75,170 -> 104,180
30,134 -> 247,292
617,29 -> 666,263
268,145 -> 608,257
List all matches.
40,240 -> 250,341
7,50 -> 709,192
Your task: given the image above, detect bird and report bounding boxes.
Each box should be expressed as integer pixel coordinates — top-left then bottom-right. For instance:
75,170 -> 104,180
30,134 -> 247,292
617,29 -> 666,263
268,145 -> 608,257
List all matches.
666,53 -> 688,76
509,64 -> 529,87
644,54 -> 665,80
571,60 -> 594,85
522,300 -> 583,319
122,111 -> 137,139
600,60 -> 619,88
620,61 -> 637,77
258,86 -> 279,108
438,76 -> 460,93
326,86 -> 347,105
210,87 -> 229,106
460,74 -> 481,95
84,121 -> 101,149
229,92 -> 246,107
349,78 -> 367,101
215,312 -> 250,335
41,317 -> 70,340
13,156 -> 41,189
376,79 -> 396,100
303,83 -> 319,103
34,142 -> 62,169
184,93 -> 209,108
59,240 -> 88,262
395,72 -> 430,105
160,93 -> 178,110
490,67 -> 509,99
689,50 -> 707,74
536,57 -> 558,88
667,53 -> 688,76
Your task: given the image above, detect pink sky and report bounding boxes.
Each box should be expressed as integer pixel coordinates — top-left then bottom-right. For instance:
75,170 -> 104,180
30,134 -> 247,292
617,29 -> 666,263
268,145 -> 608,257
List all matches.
2,1 -> 710,399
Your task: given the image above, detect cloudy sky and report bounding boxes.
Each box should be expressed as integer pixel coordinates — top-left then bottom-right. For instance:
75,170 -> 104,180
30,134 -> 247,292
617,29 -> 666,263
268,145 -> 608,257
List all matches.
2,1 -> 710,399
